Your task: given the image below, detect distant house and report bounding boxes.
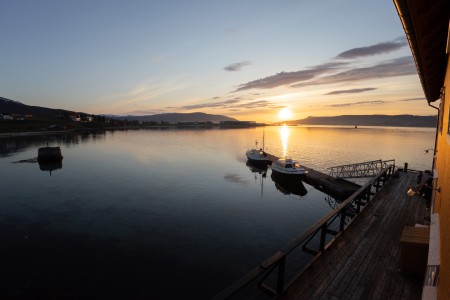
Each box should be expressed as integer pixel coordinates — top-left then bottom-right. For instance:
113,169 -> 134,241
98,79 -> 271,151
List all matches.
219,121 -> 256,126
11,114 -> 25,120
0,114 -> 13,120
81,116 -> 93,122
47,124 -> 66,131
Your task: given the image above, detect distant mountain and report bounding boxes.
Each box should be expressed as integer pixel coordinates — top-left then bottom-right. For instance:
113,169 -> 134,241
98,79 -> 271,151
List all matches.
111,112 -> 237,123
0,97 -> 80,117
284,115 -> 437,127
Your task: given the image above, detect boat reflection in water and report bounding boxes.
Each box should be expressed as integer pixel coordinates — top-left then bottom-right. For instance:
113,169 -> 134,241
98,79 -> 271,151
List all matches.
271,172 -> 308,197
246,160 -> 267,198
246,160 -> 268,177
38,161 -> 62,176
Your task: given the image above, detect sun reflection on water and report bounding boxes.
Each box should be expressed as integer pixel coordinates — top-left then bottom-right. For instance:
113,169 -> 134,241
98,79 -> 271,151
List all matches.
280,124 -> 290,158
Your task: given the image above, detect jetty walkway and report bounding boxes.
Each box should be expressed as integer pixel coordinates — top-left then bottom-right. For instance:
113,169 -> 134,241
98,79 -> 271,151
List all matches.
216,168 -> 429,299
280,171 -> 428,299
265,153 -> 362,200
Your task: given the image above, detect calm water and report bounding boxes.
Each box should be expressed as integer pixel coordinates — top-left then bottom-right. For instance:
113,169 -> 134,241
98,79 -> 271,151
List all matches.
0,126 -> 434,299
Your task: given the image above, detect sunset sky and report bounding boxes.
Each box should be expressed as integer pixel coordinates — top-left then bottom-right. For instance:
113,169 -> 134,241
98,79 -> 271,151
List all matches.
0,0 -> 434,122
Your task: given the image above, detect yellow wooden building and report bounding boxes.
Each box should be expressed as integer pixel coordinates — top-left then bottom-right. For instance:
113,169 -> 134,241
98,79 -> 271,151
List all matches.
394,0 -> 449,299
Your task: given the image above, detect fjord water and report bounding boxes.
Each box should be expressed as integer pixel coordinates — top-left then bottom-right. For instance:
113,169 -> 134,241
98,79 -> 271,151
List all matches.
0,126 -> 434,298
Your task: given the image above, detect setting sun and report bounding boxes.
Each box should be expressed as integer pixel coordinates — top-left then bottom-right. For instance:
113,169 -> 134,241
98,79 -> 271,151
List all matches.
278,107 -> 293,120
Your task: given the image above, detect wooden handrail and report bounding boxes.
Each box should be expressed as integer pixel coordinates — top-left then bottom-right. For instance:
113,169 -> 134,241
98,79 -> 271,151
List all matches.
214,165 -> 395,299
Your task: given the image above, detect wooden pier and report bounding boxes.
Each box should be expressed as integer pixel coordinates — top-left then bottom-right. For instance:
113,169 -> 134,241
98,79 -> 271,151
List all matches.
215,165 -> 429,299
280,171 -> 428,300
303,167 -> 361,200
265,153 -> 361,200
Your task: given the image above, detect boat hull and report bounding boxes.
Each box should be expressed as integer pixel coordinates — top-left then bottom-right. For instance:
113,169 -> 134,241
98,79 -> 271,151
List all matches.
271,168 -> 307,182
246,149 -> 271,166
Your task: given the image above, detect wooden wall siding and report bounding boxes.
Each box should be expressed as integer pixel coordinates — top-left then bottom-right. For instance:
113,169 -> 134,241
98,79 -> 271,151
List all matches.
436,54 -> 450,300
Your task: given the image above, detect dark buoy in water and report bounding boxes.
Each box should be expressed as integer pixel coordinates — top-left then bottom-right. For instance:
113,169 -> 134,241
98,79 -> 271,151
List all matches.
38,143 -> 63,163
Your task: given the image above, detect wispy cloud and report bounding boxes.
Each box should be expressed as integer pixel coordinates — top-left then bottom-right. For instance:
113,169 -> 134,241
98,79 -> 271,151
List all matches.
180,98 -> 275,111
398,97 -> 425,102
234,62 -> 348,91
121,109 -> 166,116
335,37 -> 408,59
326,100 -> 386,107
224,61 -> 252,71
292,56 -> 416,88
324,88 -> 376,95
181,99 -> 241,110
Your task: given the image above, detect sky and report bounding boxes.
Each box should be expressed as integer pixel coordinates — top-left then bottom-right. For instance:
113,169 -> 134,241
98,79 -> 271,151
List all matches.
0,0 -> 435,122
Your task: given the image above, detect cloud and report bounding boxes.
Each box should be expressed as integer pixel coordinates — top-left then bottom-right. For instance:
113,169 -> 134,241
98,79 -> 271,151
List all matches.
292,56 -> 416,88
335,37 -> 408,59
324,88 -> 376,95
232,100 -> 272,109
398,97 -> 425,102
121,109 -> 166,116
234,62 -> 348,91
178,97 -> 276,112
326,100 -> 386,107
224,61 -> 252,71
181,99 -> 241,110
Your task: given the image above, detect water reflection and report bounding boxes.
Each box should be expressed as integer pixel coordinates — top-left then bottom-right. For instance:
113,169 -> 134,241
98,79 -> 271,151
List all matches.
246,160 -> 268,175
0,132 -> 107,157
246,161 -> 267,198
38,160 -> 63,175
280,124 -> 290,158
271,172 -> 307,197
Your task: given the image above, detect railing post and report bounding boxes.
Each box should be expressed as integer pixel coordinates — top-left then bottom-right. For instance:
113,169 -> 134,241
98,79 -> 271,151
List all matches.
340,210 -> 346,230
320,224 -> 327,251
356,197 -> 361,213
276,256 -> 286,294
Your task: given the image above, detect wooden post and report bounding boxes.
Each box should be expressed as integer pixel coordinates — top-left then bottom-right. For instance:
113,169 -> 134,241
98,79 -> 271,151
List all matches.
340,211 -> 346,231
277,256 -> 286,294
320,224 -> 327,251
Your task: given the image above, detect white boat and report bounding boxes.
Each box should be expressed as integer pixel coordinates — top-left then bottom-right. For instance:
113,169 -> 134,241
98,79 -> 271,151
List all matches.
246,131 -> 271,166
271,158 -> 308,179
246,146 -> 271,166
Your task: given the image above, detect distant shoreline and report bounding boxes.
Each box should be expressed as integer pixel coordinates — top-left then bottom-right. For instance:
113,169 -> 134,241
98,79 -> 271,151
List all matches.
0,123 -> 436,138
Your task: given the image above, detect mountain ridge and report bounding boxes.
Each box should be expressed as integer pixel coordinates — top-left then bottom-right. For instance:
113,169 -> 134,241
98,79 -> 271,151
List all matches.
281,114 -> 437,127
109,112 -> 237,123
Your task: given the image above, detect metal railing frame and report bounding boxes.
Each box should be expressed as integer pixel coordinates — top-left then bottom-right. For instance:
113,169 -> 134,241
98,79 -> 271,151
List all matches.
214,163 -> 396,299
328,159 -> 396,178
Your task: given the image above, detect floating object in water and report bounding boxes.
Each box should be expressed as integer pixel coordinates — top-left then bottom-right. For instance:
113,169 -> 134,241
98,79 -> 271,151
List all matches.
38,146 -> 63,163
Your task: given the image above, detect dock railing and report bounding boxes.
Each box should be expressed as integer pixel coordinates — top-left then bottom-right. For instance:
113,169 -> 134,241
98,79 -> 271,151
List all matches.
328,159 -> 396,178
214,164 -> 396,299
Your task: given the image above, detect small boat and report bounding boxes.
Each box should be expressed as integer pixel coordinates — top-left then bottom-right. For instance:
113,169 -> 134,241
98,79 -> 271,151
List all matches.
38,145 -> 63,163
246,146 -> 271,166
245,131 -> 271,166
271,158 -> 308,179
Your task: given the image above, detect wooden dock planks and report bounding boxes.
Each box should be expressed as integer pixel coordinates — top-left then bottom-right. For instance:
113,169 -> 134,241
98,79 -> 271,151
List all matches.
264,152 -> 361,200
280,171 -> 429,300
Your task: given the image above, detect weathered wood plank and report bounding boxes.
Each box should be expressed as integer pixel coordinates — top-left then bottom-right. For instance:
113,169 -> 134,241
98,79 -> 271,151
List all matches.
280,171 -> 425,300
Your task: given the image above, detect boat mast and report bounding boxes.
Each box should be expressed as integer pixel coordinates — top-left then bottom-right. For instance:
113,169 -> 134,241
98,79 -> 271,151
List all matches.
262,128 -> 265,151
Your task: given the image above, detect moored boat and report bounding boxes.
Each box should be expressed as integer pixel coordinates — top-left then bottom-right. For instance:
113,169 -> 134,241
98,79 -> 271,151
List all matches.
38,146 -> 63,163
271,158 -> 308,180
246,146 -> 271,166
245,130 -> 271,166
